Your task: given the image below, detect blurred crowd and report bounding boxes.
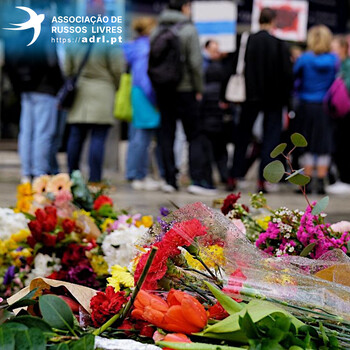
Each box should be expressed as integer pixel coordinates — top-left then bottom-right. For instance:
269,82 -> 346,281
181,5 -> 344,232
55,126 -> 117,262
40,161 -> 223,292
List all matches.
3,0 -> 350,196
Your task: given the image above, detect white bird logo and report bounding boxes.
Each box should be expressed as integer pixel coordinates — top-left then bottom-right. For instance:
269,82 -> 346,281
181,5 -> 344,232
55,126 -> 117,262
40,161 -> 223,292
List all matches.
4,6 -> 45,46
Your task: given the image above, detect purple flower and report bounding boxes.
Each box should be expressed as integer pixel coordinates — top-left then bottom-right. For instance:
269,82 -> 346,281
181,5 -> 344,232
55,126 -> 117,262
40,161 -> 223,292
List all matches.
160,207 -> 170,217
3,266 -> 15,285
67,263 -> 99,288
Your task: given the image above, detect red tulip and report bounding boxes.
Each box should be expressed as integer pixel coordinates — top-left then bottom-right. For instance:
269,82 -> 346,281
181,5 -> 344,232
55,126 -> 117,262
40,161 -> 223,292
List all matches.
57,295 -> 80,314
132,289 -> 208,334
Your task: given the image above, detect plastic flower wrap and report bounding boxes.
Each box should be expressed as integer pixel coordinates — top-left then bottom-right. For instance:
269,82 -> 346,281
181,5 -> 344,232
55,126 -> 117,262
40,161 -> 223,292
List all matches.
146,202 -> 350,322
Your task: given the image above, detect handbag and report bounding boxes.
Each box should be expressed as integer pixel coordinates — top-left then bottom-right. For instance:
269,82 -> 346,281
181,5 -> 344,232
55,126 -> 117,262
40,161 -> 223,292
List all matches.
324,76 -> 350,119
57,44 -> 93,109
225,32 -> 249,103
114,65 -> 133,122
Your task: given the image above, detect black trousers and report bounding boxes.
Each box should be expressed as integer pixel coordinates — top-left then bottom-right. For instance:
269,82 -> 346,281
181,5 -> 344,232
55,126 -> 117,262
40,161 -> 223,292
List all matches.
334,114 -> 350,184
230,102 -> 283,181
156,91 -> 212,188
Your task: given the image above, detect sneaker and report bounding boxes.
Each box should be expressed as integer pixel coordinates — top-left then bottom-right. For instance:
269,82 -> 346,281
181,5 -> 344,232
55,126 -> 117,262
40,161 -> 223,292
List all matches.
161,183 -> 177,193
326,181 -> 350,195
131,178 -> 160,191
20,176 -> 31,184
187,185 -> 218,196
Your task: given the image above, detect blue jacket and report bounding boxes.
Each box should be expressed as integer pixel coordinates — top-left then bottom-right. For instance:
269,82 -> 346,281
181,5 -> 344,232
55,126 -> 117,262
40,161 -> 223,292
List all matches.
123,36 -> 156,105
294,51 -> 338,102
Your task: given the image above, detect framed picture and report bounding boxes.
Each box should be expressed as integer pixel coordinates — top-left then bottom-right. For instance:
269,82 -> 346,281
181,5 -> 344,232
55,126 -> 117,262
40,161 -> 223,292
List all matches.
252,0 -> 309,42
192,1 -> 237,52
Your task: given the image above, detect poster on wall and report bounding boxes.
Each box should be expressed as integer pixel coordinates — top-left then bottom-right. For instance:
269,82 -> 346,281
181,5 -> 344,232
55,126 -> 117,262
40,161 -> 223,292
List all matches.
192,1 -> 237,52
251,0 -> 309,42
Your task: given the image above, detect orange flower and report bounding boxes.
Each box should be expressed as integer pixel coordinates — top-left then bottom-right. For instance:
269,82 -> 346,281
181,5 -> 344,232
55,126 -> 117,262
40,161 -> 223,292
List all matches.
131,289 -> 208,334
46,173 -> 72,195
153,332 -> 191,350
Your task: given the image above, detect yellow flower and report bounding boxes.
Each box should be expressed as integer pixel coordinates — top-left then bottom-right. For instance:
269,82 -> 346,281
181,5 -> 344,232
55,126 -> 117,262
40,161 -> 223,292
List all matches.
0,241 -> 8,255
101,218 -> 115,233
17,183 -> 33,197
10,248 -> 32,266
11,229 -> 31,243
256,216 -> 271,231
185,245 -> 226,270
4,239 -> 18,251
107,265 -> 134,292
90,255 -> 109,276
135,216 -> 153,228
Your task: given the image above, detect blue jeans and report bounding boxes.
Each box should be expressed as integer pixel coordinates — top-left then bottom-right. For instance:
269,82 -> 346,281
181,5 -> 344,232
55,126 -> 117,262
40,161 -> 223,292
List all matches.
49,110 -> 67,175
126,125 -> 164,180
19,92 -> 58,177
67,124 -> 110,182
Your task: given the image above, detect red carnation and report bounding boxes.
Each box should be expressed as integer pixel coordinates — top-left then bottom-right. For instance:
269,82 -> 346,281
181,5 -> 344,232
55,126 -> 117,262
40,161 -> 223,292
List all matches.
28,220 -> 43,241
90,286 -> 128,327
222,268 -> 247,302
62,218 -> 76,234
221,193 -> 241,215
46,269 -> 67,280
35,208 -> 47,222
42,233 -> 57,247
62,243 -> 87,266
134,219 -> 207,290
45,206 -> 57,217
93,195 -> 113,211
42,215 -> 57,232
57,231 -> 66,241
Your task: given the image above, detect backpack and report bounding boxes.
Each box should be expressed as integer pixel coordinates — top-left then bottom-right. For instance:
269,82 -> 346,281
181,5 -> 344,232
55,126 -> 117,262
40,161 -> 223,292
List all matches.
148,21 -> 188,89
324,77 -> 350,119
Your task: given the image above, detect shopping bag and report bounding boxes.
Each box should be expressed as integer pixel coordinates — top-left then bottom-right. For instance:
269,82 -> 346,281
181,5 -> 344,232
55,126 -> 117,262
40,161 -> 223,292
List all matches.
114,72 -> 133,122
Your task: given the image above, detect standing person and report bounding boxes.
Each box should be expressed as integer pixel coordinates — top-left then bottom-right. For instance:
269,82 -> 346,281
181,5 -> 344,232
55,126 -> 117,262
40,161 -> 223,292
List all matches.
294,25 -> 338,194
149,0 -> 216,195
327,36 -> 350,194
65,45 -> 122,183
227,8 -> 293,193
124,17 -> 163,191
4,20 -> 63,183
201,40 -> 229,183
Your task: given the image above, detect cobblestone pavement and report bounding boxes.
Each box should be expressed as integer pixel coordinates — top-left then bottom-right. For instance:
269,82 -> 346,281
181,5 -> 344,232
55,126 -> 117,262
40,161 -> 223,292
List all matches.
1,151 -> 349,222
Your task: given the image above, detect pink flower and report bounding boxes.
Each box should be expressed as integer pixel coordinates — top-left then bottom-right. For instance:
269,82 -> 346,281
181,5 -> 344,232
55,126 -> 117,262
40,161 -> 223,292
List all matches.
232,219 -> 246,235
54,189 -> 73,207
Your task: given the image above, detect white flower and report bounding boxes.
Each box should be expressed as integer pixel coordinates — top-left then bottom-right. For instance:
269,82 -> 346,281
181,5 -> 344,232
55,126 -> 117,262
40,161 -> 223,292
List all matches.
288,246 -> 295,253
25,253 -> 61,285
276,249 -> 283,257
0,208 -> 28,241
102,225 -> 148,270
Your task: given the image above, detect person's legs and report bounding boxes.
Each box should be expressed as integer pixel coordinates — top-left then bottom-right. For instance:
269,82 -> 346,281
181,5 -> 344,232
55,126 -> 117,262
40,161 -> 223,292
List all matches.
210,132 -> 229,183
49,109 -> 67,175
230,102 -> 260,182
126,125 -> 153,180
32,93 -> 58,177
178,92 -> 213,187
156,90 -> 177,188
334,115 -> 350,183
67,124 -> 88,174
18,93 -> 34,179
88,124 -> 110,182
259,107 -> 283,181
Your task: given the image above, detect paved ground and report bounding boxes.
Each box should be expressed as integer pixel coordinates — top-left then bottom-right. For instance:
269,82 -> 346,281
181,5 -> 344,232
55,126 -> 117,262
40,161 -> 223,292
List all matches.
1,151 -> 350,222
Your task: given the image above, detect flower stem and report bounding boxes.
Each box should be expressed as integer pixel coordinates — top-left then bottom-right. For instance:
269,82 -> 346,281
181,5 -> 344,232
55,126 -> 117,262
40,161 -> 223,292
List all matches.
93,246 -> 158,335
194,256 -> 222,287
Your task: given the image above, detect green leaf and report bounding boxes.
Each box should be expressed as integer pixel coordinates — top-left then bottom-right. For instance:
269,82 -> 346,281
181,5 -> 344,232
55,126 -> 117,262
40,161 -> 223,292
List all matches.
10,316 -> 52,333
14,328 -> 45,350
2,323 -> 28,332
8,289 -> 38,312
300,243 -> 316,257
68,334 -> 95,350
0,309 -> 14,325
205,282 -> 243,314
239,312 -> 259,339
38,295 -> 74,333
157,341 -> 245,350
50,343 -> 69,350
288,174 -> 310,186
263,161 -> 285,183
291,133 -> 308,148
0,327 -> 15,350
270,144 -> 287,158
285,168 -> 305,180
311,197 -> 329,216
